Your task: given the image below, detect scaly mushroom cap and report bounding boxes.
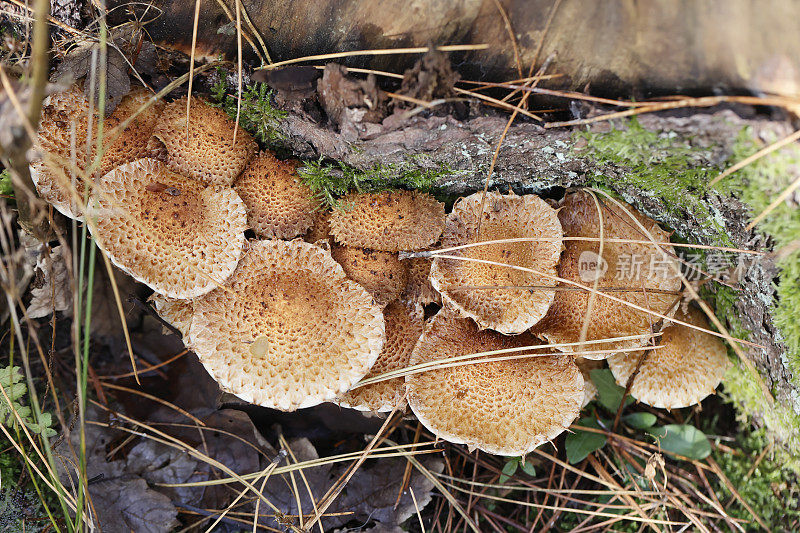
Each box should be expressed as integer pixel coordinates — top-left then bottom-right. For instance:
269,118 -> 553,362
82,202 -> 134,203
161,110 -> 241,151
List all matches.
148,293 -> 193,338
30,86 -> 97,219
607,306 -> 730,409
532,190 -> 682,356
304,209 -> 332,244
337,300 -> 424,412
430,191 -> 563,334
233,151 -> 319,239
406,310 -> 583,456
331,244 -> 408,307
402,254 -> 441,307
188,239 -> 385,411
149,97 -> 257,187
88,158 -> 247,299
99,88 -> 165,177
575,357 -> 603,408
329,190 -> 445,251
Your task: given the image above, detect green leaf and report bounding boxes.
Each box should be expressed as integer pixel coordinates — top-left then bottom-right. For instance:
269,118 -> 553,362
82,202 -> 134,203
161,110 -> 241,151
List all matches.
623,412 -> 657,429
565,417 -> 608,464
590,369 -> 633,412
647,424 -> 711,460
0,170 -> 13,197
519,458 -> 536,477
499,458 -> 518,483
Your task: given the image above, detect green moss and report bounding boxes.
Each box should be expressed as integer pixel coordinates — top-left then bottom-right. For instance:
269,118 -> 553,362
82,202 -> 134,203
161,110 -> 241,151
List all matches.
210,74 -> 286,145
573,118 -> 729,243
0,169 -> 12,197
297,157 -> 453,209
712,427 -> 800,526
729,130 -> 800,385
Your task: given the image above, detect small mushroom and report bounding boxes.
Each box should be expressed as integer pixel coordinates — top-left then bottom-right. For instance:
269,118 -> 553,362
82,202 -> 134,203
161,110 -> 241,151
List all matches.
87,158 -> 248,299
406,309 -> 584,456
430,191 -> 563,334
233,151 -> 319,239
329,190 -> 445,251
331,244 -> 408,307
30,86 -> 97,219
337,300 -> 424,412
148,293 -> 193,339
401,251 -> 442,307
188,239 -> 385,411
304,209 -> 332,245
532,190 -> 682,356
607,306 -> 730,409
148,97 -> 257,187
98,87 -> 166,177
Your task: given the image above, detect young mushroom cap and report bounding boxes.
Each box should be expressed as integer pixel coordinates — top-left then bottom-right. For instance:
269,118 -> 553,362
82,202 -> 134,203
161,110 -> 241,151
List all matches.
233,151 -> 319,239
149,97 -> 257,186
402,253 -> 441,307
87,158 -> 248,299
98,87 -> 165,177
329,190 -> 445,252
148,293 -> 193,339
337,300 -> 425,412
607,306 -> 730,409
188,239 -> 385,411
304,209 -> 332,244
406,310 -> 584,456
331,244 -> 408,307
531,190 -> 682,356
30,86 -> 97,220
430,191 -> 563,334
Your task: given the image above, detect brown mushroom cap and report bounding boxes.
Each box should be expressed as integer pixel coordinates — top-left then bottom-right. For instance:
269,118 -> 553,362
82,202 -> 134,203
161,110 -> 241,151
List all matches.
607,306 -> 730,409
99,88 -> 165,177
430,191 -> 563,334
331,244 -> 408,307
575,357 -> 603,408
402,253 -> 441,307
337,300 -> 424,412
304,209 -> 332,244
233,151 -> 319,239
87,158 -> 247,299
531,190 -> 682,356
406,310 -> 584,456
148,293 -> 193,338
30,86 -> 97,219
188,239 -> 385,411
329,190 -> 445,251
149,97 -> 257,187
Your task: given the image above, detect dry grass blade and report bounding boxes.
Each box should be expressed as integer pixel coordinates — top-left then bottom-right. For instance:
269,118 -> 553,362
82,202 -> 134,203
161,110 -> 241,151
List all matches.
256,44 -> 490,70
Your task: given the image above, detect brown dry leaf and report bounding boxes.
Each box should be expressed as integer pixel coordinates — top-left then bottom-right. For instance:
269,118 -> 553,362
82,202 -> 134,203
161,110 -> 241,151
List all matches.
27,245 -> 71,319
54,409 -> 179,533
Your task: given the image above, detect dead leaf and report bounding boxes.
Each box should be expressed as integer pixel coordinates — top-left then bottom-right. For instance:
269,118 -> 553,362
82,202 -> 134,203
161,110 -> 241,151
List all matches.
87,477 -> 178,533
258,437 -> 442,530
54,408 -> 179,533
27,245 -> 71,319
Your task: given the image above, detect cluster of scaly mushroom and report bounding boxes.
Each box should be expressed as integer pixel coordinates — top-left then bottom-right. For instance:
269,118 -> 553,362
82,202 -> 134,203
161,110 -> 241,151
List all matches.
31,86 -> 731,456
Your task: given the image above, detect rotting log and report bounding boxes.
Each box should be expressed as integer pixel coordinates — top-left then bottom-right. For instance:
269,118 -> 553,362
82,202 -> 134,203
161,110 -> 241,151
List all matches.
115,0 -> 800,97
273,104 -> 800,448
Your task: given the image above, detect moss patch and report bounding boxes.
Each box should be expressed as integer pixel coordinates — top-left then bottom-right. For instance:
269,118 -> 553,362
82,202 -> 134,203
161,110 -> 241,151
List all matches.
297,156 -> 453,209
573,118 -> 730,244
729,130 -> 800,385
